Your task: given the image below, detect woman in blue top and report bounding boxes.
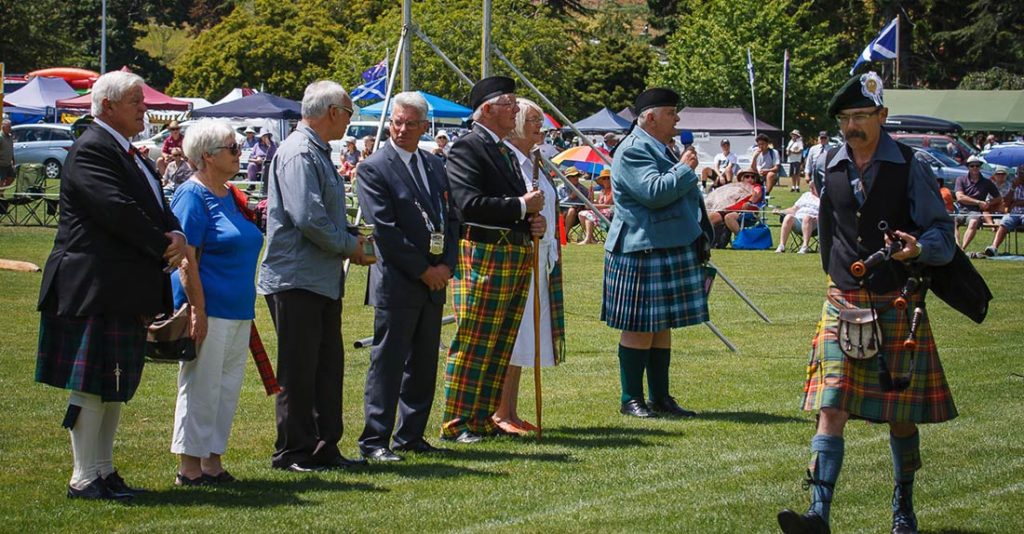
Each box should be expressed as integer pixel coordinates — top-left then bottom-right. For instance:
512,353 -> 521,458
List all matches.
169,120 -> 264,486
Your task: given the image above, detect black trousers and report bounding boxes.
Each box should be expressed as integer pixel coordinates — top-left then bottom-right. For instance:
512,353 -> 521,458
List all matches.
265,289 -> 345,467
358,302 -> 443,452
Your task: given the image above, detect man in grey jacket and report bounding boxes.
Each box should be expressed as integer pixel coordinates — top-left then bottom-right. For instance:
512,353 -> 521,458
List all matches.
258,80 -> 372,472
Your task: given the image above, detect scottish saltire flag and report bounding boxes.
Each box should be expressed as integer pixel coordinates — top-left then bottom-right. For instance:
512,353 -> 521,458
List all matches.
850,18 -> 898,74
746,48 -> 755,87
351,59 -> 388,102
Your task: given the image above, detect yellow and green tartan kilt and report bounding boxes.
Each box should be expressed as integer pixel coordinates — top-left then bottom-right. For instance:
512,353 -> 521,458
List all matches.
442,239 -> 532,437
801,283 -> 958,424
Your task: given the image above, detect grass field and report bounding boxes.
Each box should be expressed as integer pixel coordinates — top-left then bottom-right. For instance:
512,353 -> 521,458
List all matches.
0,212 -> 1021,533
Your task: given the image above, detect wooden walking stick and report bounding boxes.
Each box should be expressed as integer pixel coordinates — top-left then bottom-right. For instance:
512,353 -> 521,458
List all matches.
531,152 -> 543,440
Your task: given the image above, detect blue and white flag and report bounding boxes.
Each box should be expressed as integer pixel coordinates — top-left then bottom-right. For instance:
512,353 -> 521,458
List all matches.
850,18 -> 898,74
746,48 -> 755,87
350,59 -> 388,102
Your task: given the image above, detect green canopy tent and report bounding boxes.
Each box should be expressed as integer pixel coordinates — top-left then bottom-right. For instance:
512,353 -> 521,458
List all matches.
885,90 -> 1024,131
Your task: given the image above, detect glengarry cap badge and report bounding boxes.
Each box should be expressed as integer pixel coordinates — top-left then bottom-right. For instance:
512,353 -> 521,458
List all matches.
860,71 -> 884,107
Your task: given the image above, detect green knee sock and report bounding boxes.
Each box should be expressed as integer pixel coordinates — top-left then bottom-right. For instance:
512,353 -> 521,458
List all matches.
890,431 -> 921,483
808,434 -> 844,523
618,345 -> 649,403
647,347 -> 671,401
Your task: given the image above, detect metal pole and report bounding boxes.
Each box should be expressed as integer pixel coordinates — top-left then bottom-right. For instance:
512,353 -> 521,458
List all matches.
780,50 -> 787,139
708,260 -> 772,323
402,0 -> 412,91
344,28 -> 407,277
748,49 -> 758,138
100,0 -> 107,74
894,16 -> 900,88
481,0 -> 492,78
493,46 -> 613,168
413,27 -> 475,87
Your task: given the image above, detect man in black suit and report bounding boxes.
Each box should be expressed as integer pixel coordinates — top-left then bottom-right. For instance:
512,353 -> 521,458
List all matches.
35,71 -> 186,500
355,92 -> 459,461
440,76 -> 546,443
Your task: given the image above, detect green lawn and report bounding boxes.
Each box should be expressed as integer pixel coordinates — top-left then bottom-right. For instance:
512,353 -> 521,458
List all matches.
0,220 -> 1021,534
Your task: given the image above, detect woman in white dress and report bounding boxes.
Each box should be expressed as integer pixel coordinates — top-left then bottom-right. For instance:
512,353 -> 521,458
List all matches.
492,97 -> 566,435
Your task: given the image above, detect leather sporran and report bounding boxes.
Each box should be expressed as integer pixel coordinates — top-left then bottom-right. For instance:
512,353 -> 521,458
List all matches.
145,304 -> 196,362
835,307 -> 881,360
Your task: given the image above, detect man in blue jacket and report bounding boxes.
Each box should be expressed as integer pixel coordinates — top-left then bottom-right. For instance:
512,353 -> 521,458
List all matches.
602,88 -> 712,419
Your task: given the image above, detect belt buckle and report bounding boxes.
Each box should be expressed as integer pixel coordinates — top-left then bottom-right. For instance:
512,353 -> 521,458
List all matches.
496,228 -> 511,246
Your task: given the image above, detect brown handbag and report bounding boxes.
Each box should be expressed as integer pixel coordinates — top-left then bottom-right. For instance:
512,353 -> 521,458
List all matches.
145,303 -> 197,362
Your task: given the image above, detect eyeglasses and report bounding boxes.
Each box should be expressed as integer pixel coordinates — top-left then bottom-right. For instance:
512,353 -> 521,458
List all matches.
967,163 -> 982,168
835,110 -> 880,125
391,119 -> 427,129
524,116 -> 544,124
332,104 -> 354,117
214,143 -> 240,156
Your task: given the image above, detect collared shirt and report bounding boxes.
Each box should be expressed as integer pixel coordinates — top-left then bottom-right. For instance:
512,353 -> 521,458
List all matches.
824,131 -> 954,266
507,141 -> 558,268
786,138 -> 804,163
474,122 -> 527,219
805,142 -> 834,181
94,118 -> 164,207
389,139 -> 432,199
258,123 -> 358,300
954,174 -> 1001,210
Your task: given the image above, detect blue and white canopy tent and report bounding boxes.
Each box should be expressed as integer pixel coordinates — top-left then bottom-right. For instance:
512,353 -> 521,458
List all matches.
357,90 -> 472,127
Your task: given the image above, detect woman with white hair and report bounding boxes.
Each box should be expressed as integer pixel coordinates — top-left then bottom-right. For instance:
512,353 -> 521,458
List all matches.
170,119 -> 264,485
492,97 -> 566,435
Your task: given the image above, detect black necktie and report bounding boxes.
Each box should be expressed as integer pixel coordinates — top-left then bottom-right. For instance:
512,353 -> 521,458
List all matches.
409,154 -> 437,223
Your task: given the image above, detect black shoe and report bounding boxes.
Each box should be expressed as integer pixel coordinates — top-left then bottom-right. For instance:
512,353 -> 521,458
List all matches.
175,473 -> 210,486
319,455 -> 368,470
67,478 -> 132,501
777,509 -> 830,534
620,398 -> 657,418
393,440 -> 449,454
102,471 -> 148,495
648,396 -> 697,418
362,447 -> 403,462
892,483 -> 919,534
274,462 -> 326,473
201,470 -> 237,484
439,430 -> 484,444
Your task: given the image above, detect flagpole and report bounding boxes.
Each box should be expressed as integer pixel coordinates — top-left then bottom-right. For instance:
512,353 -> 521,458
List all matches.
747,48 -> 758,138
894,16 -> 900,88
780,49 -> 787,139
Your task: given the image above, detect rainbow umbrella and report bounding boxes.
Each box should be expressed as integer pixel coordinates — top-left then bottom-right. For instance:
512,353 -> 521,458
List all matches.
551,145 -> 611,175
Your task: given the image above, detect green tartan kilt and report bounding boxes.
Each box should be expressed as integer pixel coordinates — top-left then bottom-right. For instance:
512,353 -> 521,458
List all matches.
442,239 -> 532,437
801,284 -> 958,424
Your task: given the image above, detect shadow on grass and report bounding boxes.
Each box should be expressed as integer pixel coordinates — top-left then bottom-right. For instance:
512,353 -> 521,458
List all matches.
130,477 -> 385,508
538,425 -> 683,449
447,448 -> 576,464
921,530 -> 989,534
696,410 -> 807,424
360,460 -> 508,479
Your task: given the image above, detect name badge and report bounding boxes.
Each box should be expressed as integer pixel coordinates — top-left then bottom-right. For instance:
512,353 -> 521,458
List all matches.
429,232 -> 444,255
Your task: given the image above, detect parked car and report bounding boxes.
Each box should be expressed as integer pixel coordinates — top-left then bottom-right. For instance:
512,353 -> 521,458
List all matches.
913,147 -> 992,187
890,132 -> 977,164
10,124 -> 74,180
329,121 -> 438,168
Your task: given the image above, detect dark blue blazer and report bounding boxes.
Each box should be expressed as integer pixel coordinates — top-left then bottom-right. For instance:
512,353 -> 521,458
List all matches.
355,142 -> 459,308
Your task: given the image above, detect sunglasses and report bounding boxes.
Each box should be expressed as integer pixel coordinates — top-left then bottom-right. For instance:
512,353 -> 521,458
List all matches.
214,143 -> 241,156
967,163 -> 981,168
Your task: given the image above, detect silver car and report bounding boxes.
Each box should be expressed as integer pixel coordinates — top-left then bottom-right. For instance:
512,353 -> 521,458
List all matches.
11,124 -> 75,179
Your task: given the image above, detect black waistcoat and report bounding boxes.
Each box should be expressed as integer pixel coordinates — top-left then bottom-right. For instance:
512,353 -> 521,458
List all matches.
819,142 -> 918,292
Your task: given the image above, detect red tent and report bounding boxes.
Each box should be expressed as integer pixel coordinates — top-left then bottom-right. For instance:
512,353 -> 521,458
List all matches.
55,83 -> 191,111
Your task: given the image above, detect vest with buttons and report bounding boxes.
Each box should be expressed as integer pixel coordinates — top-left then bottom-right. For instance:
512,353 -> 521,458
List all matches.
819,142 -> 918,292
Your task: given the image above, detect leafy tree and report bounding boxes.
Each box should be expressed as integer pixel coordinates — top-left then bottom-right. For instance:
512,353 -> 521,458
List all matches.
335,0 -> 579,116
959,67 -> 1024,90
650,0 -> 846,135
168,0 -> 348,100
541,0 -> 592,17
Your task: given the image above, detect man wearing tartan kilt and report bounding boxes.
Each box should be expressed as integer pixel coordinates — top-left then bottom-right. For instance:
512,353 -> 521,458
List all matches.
441,77 -> 547,443
35,71 -> 187,500
777,73 -> 957,534
602,88 -> 711,420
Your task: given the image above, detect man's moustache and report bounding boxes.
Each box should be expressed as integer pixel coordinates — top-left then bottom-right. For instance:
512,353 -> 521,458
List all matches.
846,130 -> 867,140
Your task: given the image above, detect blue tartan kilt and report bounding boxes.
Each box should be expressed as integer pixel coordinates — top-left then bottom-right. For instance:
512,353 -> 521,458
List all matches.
601,244 -> 709,332
35,312 -> 147,403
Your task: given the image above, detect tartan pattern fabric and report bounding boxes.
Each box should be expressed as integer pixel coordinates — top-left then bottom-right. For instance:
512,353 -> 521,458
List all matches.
801,284 -> 958,423
441,238 -> 532,437
601,244 -> 709,332
35,312 -> 147,402
548,255 -> 566,364
248,323 -> 281,395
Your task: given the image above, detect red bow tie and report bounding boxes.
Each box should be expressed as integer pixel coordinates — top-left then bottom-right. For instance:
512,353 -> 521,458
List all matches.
127,145 -> 139,157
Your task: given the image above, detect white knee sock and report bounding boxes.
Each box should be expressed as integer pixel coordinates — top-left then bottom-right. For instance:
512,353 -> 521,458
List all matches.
68,391 -> 104,489
96,401 -> 121,478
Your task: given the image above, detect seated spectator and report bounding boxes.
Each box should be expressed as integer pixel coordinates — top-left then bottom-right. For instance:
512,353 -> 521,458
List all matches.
157,120 -> 184,175
982,165 -> 1011,225
955,155 -> 1002,250
241,127 -> 259,151
701,138 -> 739,191
937,178 -> 954,213
557,166 -> 590,235
361,135 -> 376,159
162,147 -> 193,193
432,130 -> 450,163
774,185 -> 819,254
577,169 -> 614,245
707,169 -> 764,241
339,137 -> 359,180
985,165 -> 1024,256
246,131 -> 276,184
750,133 -> 780,197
